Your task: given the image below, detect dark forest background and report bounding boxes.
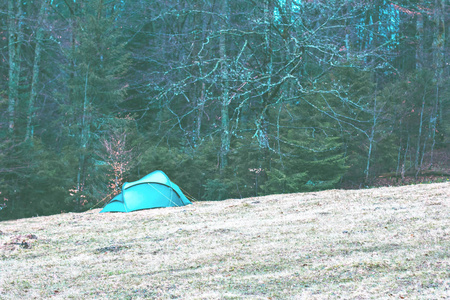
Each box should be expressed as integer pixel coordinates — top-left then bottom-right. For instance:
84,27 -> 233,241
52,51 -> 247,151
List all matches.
1,0 -> 449,220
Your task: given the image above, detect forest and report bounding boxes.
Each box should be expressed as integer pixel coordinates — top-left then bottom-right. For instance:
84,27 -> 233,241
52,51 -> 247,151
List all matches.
0,0 -> 448,220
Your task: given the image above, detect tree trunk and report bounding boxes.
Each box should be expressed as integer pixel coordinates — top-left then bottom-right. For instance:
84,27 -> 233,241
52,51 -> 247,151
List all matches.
344,0 -> 351,61
7,0 -> 21,136
219,0 -> 230,170
433,0 -> 445,79
258,0 -> 273,151
432,0 -> 445,126
365,94 -> 377,183
415,88 -> 426,172
76,67 -> 91,210
396,137 -> 402,176
193,5 -> 208,146
25,1 -> 47,141
197,82 -> 206,143
415,13 -> 424,70
417,124 -> 429,178
401,135 -> 410,182
429,85 -> 440,168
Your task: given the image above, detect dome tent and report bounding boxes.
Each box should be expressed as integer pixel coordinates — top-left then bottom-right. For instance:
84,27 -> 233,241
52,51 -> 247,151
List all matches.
100,170 -> 191,213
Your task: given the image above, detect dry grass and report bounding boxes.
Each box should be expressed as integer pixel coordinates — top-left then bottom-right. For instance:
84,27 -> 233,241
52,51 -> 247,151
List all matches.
1,183 -> 449,299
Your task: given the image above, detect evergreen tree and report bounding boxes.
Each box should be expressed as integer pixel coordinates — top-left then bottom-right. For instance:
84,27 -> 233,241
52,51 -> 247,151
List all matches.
262,99 -> 347,195
62,0 -> 130,210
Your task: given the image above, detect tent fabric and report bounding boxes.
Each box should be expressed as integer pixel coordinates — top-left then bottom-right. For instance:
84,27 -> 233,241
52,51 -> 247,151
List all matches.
100,170 -> 191,213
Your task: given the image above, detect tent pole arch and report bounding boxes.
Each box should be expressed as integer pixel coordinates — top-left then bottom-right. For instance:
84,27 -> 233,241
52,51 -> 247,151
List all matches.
100,170 -> 191,213
147,183 -> 181,207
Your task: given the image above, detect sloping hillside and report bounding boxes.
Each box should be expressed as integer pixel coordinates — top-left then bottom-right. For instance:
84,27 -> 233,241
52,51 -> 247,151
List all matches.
1,183 -> 449,299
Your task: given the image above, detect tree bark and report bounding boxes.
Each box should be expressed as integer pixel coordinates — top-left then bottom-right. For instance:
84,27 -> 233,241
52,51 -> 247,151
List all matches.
365,93 -> 377,183
197,82 -> 206,142
344,0 -> 351,61
25,1 -> 47,141
258,0 -> 274,151
415,87 -> 426,172
415,12 -> 424,70
429,85 -> 440,168
76,67 -> 91,210
7,0 -> 21,136
401,134 -> 410,182
219,0 -> 230,170
432,0 -> 445,126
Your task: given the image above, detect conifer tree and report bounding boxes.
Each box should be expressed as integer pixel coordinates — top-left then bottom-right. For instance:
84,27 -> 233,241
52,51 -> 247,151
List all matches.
64,0 -> 130,210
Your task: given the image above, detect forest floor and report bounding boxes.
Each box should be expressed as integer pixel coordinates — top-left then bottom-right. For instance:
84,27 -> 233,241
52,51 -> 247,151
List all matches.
344,149 -> 450,189
1,183 -> 449,299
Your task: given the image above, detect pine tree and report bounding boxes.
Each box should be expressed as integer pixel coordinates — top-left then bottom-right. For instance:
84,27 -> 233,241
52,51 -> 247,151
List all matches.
262,100 -> 347,194
64,0 -> 130,210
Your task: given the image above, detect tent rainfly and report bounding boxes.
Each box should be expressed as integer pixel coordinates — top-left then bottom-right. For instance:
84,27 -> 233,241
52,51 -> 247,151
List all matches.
100,170 -> 191,213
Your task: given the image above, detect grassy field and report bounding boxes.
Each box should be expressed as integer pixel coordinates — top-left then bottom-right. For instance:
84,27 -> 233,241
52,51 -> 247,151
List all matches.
1,183 -> 449,299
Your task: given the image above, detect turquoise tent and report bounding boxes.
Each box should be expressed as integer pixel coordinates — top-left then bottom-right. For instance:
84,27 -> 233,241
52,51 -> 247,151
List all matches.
100,170 -> 191,213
